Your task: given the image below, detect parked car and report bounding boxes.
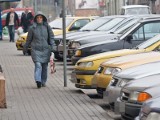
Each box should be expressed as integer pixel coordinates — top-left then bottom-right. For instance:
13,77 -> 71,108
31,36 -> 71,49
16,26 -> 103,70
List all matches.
71,35 -> 160,89
73,51 -> 160,89
16,16 -> 93,54
71,15 -> 160,64
103,61 -> 160,111
120,5 -> 151,15
135,96 -> 160,120
94,52 -> 160,96
55,15 -> 140,60
117,75 -> 160,119
1,7 -> 34,28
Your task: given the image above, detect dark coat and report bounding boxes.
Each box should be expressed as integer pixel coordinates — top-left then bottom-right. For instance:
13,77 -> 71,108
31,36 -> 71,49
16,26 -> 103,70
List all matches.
6,12 -> 19,26
20,12 -> 34,26
24,12 -> 55,63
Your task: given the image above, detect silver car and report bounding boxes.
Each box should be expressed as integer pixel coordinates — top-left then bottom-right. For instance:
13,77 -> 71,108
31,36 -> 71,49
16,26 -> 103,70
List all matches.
103,61 -> 160,110
116,75 -> 160,120
135,96 -> 160,120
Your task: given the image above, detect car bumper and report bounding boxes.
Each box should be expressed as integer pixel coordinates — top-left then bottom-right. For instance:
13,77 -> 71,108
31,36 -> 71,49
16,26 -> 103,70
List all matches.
103,87 -> 121,107
75,83 -> 96,89
72,70 -> 97,89
114,98 -> 142,120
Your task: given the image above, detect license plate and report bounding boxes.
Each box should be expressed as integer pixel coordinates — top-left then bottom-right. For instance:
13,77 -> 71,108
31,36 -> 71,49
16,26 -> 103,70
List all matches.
70,72 -> 77,83
114,98 -> 125,114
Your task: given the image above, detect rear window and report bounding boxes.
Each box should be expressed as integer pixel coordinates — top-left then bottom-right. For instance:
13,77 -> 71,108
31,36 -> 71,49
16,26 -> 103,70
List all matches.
121,7 -> 150,15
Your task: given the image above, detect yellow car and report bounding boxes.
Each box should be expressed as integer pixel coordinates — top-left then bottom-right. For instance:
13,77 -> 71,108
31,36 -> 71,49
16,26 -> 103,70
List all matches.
71,34 -> 160,89
94,51 -> 160,96
16,17 -> 94,54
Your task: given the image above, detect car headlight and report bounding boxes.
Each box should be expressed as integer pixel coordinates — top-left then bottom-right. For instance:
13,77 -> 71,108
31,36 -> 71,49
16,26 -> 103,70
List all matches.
146,112 -> 160,120
75,50 -> 82,56
78,61 -> 93,67
129,92 -> 152,102
104,67 -> 121,75
119,79 -> 128,87
108,79 -> 115,86
71,42 -> 80,48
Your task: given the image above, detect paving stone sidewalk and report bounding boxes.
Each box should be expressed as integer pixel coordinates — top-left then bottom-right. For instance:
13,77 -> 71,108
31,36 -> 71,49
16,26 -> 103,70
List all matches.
0,40 -> 113,120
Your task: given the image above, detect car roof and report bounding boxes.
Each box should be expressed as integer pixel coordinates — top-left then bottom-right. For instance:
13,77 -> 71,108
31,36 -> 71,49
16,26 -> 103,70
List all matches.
121,5 -> 149,9
114,61 -> 160,80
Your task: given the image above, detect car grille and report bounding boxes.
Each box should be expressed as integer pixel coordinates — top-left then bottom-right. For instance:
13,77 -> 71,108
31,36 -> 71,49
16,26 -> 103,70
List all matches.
97,66 -> 104,73
111,78 -> 119,86
121,90 -> 130,102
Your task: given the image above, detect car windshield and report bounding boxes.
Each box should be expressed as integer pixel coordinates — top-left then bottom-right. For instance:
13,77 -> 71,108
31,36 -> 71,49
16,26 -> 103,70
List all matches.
96,18 -> 125,31
114,18 -> 140,34
49,18 -> 73,29
135,34 -> 160,49
80,18 -> 112,31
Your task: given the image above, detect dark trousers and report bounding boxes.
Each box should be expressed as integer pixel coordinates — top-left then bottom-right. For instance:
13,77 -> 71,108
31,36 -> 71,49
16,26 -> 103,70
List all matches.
8,25 -> 15,42
23,25 -> 29,33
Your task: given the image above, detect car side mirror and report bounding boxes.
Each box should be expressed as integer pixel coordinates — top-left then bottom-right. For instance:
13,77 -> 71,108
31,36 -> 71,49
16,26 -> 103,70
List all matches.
126,34 -> 133,43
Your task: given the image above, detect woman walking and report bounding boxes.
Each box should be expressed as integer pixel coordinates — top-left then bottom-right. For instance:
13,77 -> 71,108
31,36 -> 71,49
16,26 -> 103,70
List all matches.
24,11 -> 55,88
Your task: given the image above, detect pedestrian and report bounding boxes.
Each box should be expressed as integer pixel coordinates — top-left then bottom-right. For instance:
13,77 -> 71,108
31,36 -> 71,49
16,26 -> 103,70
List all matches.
23,11 -> 56,88
20,7 -> 34,33
5,7 -> 19,42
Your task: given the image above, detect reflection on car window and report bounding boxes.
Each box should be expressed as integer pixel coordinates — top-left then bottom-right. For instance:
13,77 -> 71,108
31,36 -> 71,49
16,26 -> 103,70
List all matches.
132,22 -> 160,41
71,19 -> 90,29
97,18 -> 125,31
114,19 -> 139,34
80,18 -> 111,31
49,18 -> 73,29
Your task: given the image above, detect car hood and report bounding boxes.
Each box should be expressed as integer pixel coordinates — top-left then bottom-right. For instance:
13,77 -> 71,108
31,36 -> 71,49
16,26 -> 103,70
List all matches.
78,49 -> 144,62
114,62 -> 160,80
53,29 -> 63,36
101,52 -> 160,69
123,74 -> 160,92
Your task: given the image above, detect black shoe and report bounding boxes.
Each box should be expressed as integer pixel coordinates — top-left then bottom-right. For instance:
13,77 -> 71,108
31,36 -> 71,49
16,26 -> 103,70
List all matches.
36,81 -> 41,88
42,84 -> 46,87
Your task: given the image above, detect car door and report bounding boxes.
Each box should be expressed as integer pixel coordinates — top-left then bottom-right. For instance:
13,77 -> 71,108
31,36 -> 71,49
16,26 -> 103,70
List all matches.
123,21 -> 160,49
